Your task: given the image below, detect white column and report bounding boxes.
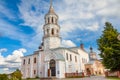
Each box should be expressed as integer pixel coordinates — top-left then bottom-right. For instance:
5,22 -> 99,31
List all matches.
56,60 -> 59,78
30,57 -> 33,78
45,61 -> 49,77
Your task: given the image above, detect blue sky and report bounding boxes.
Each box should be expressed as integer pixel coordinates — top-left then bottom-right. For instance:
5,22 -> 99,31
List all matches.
0,0 -> 120,73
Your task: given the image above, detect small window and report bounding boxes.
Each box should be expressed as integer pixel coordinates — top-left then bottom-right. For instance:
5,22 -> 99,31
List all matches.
51,28 -> 54,35
82,58 -> 84,63
34,57 -> 36,63
34,70 -> 36,74
52,17 -> 54,23
57,29 -> 59,33
55,19 -> 57,24
28,58 -> 30,64
66,53 -> 68,60
75,56 -> 77,62
23,59 -> 25,65
48,17 -> 50,23
70,54 -> 72,61
47,29 -> 49,34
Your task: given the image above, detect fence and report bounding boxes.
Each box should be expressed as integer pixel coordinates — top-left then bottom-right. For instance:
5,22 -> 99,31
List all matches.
65,73 -> 84,78
105,71 -> 120,78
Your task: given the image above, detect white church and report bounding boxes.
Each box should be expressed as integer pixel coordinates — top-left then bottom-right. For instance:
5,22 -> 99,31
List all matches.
21,1 -> 91,78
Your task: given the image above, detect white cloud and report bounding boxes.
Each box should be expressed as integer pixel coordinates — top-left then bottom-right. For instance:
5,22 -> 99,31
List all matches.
5,48 -> 27,63
3,68 -> 9,71
85,22 -> 99,31
0,19 -> 29,41
0,48 -> 7,53
54,0 -> 120,38
18,0 -> 48,29
17,0 -> 120,48
61,40 -> 76,47
0,18 -> 39,49
0,1 -> 16,19
0,48 -> 27,73
0,48 -> 7,65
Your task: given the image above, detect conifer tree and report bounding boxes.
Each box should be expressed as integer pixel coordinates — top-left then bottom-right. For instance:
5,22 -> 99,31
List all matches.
97,22 -> 120,71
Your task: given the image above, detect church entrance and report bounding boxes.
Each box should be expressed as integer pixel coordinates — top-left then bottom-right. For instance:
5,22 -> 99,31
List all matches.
50,59 -> 56,76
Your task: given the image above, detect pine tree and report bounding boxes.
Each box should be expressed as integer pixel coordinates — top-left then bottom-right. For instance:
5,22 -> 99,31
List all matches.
97,22 -> 120,71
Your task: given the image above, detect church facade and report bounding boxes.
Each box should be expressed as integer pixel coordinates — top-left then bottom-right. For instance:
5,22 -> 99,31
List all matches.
21,2 -> 90,78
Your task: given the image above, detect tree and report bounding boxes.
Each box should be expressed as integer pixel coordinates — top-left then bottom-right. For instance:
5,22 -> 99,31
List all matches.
97,22 -> 120,71
0,74 -> 9,80
11,69 -> 22,80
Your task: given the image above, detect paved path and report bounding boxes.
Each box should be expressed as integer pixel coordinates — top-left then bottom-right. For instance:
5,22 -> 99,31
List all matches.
55,76 -> 108,80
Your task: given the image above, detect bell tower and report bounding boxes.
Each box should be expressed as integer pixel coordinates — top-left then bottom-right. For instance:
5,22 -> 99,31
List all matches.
89,47 -> 97,60
43,0 -> 61,50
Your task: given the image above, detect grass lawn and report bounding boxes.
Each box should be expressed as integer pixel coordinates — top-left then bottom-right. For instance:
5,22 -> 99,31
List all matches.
107,77 -> 120,80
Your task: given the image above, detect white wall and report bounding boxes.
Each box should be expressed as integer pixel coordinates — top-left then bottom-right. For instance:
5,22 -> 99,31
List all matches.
56,61 -> 65,78
21,54 -> 38,78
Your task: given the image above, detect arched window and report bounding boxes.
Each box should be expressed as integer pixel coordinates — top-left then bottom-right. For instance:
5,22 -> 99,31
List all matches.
47,29 -> 49,34
34,70 -> 36,74
66,53 -> 68,60
75,56 -> 77,62
48,17 -> 50,23
70,54 -> 72,61
34,57 -> 36,63
57,29 -> 59,34
52,17 -> 54,23
55,19 -> 57,24
28,58 -> 30,64
23,59 -> 25,65
51,28 -> 54,35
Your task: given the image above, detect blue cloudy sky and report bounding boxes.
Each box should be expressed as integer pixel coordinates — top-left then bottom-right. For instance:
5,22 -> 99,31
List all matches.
0,0 -> 120,73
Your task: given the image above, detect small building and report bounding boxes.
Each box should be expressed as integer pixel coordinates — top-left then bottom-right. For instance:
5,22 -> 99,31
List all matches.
85,47 -> 105,76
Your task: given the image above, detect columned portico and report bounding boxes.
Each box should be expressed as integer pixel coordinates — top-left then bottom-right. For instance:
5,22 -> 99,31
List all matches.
44,51 -> 65,78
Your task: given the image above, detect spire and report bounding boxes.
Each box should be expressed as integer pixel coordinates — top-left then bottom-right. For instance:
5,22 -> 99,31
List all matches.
50,0 -> 52,7
49,0 -> 55,14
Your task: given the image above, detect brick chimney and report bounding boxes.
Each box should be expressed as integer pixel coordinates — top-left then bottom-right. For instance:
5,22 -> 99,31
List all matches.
80,43 -> 84,50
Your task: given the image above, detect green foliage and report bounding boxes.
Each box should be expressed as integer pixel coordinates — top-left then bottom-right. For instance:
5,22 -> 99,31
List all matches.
11,69 -> 22,80
0,74 -> 9,80
97,22 -> 120,71
0,69 -> 22,80
35,76 -> 39,78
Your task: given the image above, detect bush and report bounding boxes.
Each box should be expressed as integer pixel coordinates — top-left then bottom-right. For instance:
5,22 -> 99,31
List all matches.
35,76 -> 39,78
11,69 -> 22,80
0,74 -> 9,80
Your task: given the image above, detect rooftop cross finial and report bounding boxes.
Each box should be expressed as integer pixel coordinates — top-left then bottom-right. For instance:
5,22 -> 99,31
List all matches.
50,0 -> 52,7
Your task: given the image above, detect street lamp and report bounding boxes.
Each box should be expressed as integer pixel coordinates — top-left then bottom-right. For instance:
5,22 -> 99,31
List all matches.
117,34 -> 120,41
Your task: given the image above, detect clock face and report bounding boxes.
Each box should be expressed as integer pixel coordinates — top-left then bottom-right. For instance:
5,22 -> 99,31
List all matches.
117,34 -> 120,41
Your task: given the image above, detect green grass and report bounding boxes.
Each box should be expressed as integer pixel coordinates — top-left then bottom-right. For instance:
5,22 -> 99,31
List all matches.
107,77 -> 120,80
